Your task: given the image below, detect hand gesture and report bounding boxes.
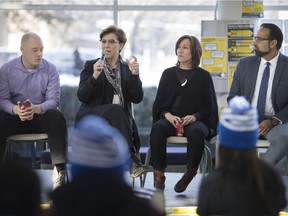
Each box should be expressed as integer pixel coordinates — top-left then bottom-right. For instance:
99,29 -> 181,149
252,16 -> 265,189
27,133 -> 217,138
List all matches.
126,56 -> 139,75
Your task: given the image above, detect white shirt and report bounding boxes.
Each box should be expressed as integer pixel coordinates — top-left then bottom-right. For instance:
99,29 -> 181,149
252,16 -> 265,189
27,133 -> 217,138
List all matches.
251,52 -> 280,117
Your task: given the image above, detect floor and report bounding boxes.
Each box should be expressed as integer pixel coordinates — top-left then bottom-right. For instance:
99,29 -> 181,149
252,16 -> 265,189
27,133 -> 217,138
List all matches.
37,169 -> 288,213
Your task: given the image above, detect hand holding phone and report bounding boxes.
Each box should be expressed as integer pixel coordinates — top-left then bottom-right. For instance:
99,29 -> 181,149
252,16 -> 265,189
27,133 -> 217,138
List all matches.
20,100 -> 31,109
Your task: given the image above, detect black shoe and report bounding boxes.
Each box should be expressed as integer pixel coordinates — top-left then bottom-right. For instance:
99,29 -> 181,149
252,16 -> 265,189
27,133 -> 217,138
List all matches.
130,154 -> 149,178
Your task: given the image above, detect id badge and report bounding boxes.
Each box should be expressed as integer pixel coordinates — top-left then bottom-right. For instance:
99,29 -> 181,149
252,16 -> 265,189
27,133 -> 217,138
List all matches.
112,94 -> 120,104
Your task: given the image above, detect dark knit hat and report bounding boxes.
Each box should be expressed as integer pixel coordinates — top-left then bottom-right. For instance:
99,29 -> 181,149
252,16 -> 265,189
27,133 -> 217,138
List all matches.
218,96 -> 259,149
69,115 -> 130,178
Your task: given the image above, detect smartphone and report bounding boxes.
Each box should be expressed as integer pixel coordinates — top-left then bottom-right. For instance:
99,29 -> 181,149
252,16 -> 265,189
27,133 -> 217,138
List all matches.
20,101 -> 31,108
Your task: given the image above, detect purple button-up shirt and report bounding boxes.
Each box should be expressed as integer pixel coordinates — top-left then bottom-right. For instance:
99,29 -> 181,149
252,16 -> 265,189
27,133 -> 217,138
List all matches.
0,56 -> 60,114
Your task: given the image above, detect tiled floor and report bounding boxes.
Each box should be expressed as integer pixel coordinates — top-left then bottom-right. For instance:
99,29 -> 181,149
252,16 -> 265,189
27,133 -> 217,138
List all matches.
36,169 -> 288,212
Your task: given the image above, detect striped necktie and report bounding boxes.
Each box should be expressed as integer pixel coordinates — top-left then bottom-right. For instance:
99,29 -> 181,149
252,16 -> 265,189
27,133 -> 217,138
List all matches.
257,62 -> 270,122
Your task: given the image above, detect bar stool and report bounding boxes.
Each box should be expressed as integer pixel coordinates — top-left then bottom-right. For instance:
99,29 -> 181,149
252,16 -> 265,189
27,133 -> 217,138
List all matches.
4,133 -> 48,168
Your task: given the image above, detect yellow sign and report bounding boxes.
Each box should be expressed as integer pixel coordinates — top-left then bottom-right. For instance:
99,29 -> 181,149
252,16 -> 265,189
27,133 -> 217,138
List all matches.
227,24 -> 254,62
201,37 -> 227,76
166,206 -> 198,216
242,0 -> 264,18
166,206 -> 288,216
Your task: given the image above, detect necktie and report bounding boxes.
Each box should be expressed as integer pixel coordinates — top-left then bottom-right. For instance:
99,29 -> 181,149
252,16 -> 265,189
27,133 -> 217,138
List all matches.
257,62 -> 270,122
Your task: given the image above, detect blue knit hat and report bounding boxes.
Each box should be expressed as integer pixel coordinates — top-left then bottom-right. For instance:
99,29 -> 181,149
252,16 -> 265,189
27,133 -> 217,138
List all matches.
69,115 -> 130,178
218,96 -> 259,149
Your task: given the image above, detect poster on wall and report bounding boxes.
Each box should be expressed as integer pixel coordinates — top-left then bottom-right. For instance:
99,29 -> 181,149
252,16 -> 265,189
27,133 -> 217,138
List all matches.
201,37 -> 227,77
242,0 -> 263,18
227,23 -> 254,62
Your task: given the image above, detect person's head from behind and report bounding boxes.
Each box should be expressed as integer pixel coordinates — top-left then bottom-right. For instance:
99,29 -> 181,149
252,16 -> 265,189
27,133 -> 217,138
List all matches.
99,25 -> 126,59
0,161 -> 41,216
175,35 -> 202,68
253,23 -> 283,57
69,115 -> 130,181
20,32 -> 44,69
217,96 -> 259,167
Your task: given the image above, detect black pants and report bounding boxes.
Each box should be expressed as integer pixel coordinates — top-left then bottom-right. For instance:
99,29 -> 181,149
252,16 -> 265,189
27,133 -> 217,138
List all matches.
0,109 -> 67,165
76,104 -> 135,149
150,119 -> 209,170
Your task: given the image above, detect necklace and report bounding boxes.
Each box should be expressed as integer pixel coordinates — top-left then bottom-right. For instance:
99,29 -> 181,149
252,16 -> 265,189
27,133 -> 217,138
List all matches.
176,67 -> 194,86
181,79 -> 187,86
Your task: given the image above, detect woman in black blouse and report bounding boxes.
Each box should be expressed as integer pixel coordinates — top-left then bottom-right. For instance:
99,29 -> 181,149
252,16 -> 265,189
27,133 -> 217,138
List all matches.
150,35 -> 218,192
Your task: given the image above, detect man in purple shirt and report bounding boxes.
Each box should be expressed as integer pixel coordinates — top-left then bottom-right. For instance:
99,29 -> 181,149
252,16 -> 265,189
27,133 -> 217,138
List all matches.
0,32 -> 67,190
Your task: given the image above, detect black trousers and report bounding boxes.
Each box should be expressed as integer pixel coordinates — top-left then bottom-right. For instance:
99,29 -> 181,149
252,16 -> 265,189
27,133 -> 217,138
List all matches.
76,104 -> 135,149
0,109 -> 67,165
150,119 -> 209,170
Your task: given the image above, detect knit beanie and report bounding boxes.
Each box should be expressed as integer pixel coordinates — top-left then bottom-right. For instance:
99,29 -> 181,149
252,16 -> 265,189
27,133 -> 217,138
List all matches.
69,115 -> 130,178
218,96 -> 259,149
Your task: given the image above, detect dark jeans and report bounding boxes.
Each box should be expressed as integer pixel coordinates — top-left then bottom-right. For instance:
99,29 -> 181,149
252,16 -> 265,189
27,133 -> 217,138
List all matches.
0,109 -> 67,165
150,119 -> 209,170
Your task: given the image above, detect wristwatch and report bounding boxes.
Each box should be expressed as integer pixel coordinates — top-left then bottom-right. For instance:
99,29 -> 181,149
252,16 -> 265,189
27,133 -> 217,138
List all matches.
270,117 -> 281,127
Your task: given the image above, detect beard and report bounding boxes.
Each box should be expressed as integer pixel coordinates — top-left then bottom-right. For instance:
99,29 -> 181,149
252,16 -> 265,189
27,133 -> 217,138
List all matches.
253,46 -> 271,57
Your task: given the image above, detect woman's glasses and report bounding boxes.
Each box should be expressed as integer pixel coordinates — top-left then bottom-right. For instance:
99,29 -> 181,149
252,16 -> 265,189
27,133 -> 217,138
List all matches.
100,39 -> 119,45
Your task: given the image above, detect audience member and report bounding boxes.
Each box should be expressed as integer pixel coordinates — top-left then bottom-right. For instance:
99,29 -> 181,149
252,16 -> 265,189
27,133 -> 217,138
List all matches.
0,160 -> 42,216
50,115 -> 165,216
0,32 -> 67,190
150,35 -> 218,192
75,25 -> 147,178
228,23 -> 288,174
197,96 -> 287,216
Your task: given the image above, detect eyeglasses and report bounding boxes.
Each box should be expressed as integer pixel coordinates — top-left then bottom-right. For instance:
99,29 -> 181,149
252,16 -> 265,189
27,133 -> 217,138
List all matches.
253,37 -> 273,42
100,39 -> 119,45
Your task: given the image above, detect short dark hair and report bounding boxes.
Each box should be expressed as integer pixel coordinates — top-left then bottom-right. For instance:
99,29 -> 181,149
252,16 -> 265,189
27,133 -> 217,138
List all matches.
175,35 -> 202,67
260,23 -> 283,50
100,25 -> 127,45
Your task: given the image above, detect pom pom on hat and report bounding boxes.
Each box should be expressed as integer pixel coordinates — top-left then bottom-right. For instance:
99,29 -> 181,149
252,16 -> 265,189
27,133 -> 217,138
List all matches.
69,115 -> 130,177
218,96 -> 259,149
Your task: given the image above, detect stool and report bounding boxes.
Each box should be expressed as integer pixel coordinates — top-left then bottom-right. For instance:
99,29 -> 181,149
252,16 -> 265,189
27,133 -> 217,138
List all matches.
256,139 -> 270,157
5,133 -> 48,168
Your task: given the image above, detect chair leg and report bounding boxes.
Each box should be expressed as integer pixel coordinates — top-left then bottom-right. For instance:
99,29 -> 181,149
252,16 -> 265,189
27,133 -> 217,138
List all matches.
142,147 -> 151,187
140,174 -> 145,188
31,141 -> 37,168
131,176 -> 135,188
201,147 -> 207,179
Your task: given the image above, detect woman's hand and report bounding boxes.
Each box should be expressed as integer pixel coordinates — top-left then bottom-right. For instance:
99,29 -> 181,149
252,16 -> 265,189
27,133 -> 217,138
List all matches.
126,56 -> 139,75
182,115 -> 196,126
164,112 -> 182,128
93,58 -> 105,80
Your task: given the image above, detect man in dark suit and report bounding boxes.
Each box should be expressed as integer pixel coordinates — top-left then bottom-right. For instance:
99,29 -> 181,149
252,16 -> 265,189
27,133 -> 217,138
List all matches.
228,23 -> 288,175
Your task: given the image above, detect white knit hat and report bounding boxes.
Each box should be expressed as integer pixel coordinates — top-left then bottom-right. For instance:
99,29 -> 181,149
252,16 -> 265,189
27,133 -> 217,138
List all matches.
69,115 -> 130,177
218,96 -> 259,149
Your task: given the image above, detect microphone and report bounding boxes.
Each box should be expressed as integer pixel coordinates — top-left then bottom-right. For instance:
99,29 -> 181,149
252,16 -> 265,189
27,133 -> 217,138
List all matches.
100,51 -> 107,62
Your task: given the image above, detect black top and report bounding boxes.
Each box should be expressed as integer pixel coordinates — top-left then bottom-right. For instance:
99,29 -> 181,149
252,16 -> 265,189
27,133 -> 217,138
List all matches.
76,57 -> 143,120
152,66 -> 218,140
